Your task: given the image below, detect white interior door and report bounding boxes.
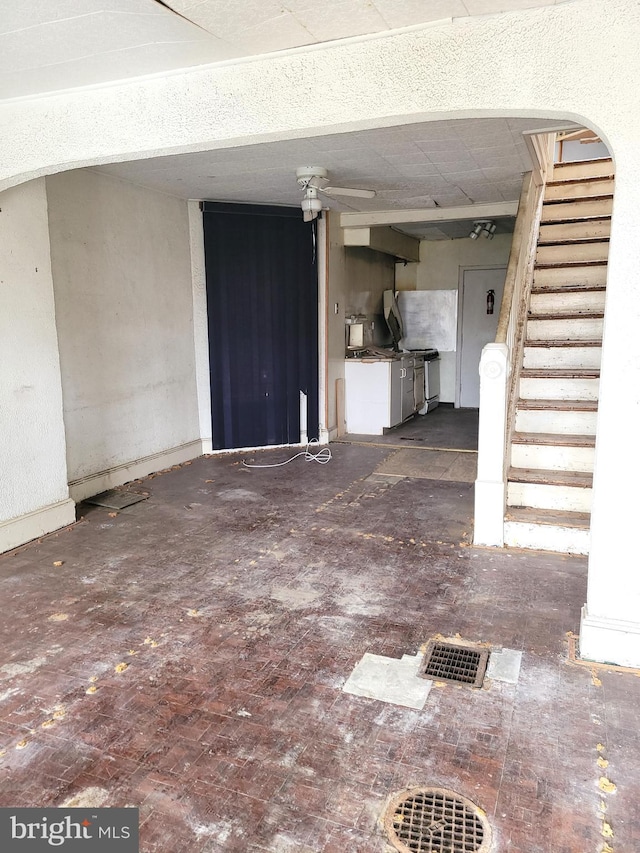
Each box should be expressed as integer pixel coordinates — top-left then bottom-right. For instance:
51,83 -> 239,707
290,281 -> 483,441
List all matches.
458,267 -> 507,408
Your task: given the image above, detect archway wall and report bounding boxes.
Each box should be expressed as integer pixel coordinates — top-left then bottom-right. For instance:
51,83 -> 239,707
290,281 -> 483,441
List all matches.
1,0 -> 640,659
1,0 -> 637,191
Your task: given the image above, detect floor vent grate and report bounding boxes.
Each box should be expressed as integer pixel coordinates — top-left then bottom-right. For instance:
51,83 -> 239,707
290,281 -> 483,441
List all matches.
420,641 -> 488,688
384,787 -> 491,853
84,490 -> 148,510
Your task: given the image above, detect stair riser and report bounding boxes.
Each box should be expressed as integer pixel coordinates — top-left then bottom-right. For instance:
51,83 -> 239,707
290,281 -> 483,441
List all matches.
510,443 -> 595,473
519,376 -> 599,401
527,317 -> 603,340
541,198 -> 613,223
533,265 -> 607,288
536,242 -> 609,265
538,219 -> 611,243
503,521 -> 590,555
507,482 -> 592,513
515,409 -> 597,435
544,178 -> 614,202
523,346 -> 602,370
551,159 -> 613,182
529,290 -> 606,314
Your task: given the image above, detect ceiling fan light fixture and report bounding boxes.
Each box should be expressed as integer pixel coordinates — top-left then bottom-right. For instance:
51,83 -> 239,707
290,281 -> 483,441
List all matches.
296,166 -> 376,223
301,186 -> 322,215
470,220 -> 496,240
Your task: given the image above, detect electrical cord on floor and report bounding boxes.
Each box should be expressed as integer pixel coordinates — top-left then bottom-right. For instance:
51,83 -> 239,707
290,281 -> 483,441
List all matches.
242,439 -> 332,469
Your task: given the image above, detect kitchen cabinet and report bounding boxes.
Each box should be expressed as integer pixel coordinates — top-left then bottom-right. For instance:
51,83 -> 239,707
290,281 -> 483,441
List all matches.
344,355 -> 423,435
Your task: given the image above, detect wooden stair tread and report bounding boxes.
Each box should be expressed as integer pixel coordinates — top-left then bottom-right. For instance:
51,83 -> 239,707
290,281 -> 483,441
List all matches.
516,398 -> 598,411
520,368 -> 600,379
553,157 -> 612,168
505,506 -> 591,529
511,431 -> 596,447
508,467 -> 593,488
546,175 -> 614,187
527,312 -> 604,321
544,194 -> 614,204
538,238 -> 610,246
535,260 -> 608,270
538,239 -> 610,249
531,285 -> 606,294
537,220 -> 611,231
525,339 -> 602,347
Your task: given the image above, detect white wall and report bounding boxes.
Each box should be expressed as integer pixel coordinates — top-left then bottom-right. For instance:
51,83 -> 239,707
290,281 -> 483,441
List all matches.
396,235 -> 512,402
0,179 -> 75,550
46,170 -> 201,499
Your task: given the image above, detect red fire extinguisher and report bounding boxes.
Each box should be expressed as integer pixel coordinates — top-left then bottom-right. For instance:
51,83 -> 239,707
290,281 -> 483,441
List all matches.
487,289 -> 495,315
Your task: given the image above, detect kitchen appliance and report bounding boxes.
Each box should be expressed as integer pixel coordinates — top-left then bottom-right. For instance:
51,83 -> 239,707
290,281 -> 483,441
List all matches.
345,315 -> 375,350
383,289 -> 440,412
420,350 -> 441,413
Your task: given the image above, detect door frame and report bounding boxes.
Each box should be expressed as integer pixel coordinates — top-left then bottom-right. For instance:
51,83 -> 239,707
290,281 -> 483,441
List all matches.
455,264 -> 507,408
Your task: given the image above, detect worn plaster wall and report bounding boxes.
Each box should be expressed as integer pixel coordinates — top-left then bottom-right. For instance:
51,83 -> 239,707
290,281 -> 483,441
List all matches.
0,179 -> 74,550
343,247 -> 395,322
325,214 -> 394,435
46,170 -> 201,499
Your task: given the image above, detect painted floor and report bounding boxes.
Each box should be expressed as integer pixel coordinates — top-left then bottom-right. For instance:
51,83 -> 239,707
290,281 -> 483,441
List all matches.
337,404 -> 480,451
0,442 -> 638,852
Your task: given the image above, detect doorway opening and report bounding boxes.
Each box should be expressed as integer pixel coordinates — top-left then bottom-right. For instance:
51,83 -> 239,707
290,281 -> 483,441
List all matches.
203,203 -> 319,451
457,265 -> 507,409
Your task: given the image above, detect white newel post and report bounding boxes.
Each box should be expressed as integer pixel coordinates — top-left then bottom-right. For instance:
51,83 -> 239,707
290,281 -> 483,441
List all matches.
474,343 -> 509,547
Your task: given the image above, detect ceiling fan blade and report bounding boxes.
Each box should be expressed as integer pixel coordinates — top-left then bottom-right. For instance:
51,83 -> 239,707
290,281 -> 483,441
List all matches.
321,185 -> 376,199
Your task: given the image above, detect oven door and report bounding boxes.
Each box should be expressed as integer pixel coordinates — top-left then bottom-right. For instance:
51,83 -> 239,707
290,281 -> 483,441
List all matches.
414,363 -> 425,410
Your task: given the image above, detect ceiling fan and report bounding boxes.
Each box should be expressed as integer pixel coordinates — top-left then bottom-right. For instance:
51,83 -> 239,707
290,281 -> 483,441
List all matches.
296,166 -> 376,222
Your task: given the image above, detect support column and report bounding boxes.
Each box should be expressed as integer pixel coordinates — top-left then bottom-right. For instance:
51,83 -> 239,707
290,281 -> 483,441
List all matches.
474,343 -> 508,547
580,163 -> 640,667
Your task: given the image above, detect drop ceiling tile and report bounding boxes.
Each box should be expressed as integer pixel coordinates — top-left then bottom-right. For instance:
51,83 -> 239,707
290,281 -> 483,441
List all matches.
170,1 -> 312,52
372,0 -> 469,27
463,0 -> 558,14
94,116 -> 570,214
383,152 -> 440,166
394,165 -> 448,178
284,0 -> 388,41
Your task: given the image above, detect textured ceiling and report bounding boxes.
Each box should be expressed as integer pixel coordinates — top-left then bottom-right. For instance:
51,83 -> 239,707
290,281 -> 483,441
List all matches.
94,116 -> 568,239
163,0 -> 574,55
1,0 -> 576,101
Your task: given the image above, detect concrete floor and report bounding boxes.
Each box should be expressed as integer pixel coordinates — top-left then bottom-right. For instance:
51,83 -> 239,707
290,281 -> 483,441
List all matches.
1,442 -> 639,852
337,404 -> 480,451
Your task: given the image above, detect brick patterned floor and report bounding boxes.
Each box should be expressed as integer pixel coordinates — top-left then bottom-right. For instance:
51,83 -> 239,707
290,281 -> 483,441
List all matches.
0,443 -> 638,852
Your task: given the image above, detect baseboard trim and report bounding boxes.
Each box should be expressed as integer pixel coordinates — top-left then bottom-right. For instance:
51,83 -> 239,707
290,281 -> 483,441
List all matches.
324,427 -> 338,442
0,498 -> 76,554
68,440 -> 204,502
580,605 -> 640,668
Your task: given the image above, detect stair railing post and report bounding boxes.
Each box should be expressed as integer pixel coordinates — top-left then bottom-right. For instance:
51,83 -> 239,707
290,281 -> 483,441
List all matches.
474,343 -> 509,547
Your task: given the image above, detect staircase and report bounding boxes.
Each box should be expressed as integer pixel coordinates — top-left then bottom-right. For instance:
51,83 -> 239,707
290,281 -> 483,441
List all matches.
503,157 -> 614,554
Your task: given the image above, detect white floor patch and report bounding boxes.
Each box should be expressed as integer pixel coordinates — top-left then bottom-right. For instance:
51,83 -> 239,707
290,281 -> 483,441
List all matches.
342,652 -> 432,710
486,648 -> 523,684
